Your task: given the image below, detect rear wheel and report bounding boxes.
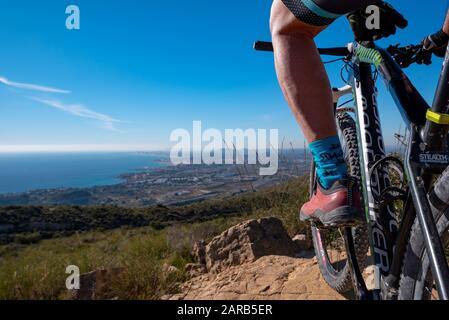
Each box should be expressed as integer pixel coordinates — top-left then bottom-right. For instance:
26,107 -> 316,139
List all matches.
310,112 -> 369,293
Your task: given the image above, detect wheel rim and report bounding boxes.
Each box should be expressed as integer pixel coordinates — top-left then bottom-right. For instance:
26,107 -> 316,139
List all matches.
314,226 -> 349,276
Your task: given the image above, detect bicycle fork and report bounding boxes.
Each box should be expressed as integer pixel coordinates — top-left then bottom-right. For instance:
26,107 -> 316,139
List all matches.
404,47 -> 449,300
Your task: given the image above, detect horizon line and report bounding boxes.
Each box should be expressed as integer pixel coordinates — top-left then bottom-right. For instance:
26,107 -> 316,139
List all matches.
0,144 -> 400,153
0,145 -> 171,153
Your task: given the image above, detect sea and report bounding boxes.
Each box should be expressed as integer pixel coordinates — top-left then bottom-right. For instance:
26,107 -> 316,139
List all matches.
0,152 -> 168,194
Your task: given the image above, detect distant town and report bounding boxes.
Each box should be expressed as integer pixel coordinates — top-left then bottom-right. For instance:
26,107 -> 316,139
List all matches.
0,150 -> 312,207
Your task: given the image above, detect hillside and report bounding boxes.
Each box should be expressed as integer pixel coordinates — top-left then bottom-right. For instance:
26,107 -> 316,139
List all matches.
0,177 -> 309,245
0,178 -> 314,299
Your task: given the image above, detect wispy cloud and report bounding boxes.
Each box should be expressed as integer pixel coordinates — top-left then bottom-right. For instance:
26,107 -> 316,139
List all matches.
32,98 -> 123,132
0,76 -> 70,94
1,75 -> 122,132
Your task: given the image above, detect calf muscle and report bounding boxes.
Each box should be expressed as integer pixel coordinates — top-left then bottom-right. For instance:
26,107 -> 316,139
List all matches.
444,10 -> 449,35
270,0 -> 336,142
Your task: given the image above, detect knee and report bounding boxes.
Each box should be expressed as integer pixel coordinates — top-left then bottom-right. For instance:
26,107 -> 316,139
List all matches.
270,0 -> 321,39
270,0 -> 290,36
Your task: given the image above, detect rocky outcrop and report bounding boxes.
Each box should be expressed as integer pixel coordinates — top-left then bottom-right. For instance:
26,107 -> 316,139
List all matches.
205,218 -> 300,274
162,217 -> 350,300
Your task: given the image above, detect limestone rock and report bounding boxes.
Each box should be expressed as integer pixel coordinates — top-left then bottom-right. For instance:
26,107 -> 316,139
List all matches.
205,217 -> 298,274
292,234 -> 312,251
185,263 -> 207,278
193,240 -> 207,265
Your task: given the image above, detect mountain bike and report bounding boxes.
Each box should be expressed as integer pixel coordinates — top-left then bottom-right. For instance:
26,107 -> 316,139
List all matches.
254,38 -> 449,300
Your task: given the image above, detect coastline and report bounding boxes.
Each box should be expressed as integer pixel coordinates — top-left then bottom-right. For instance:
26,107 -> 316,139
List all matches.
0,153 -> 311,207
0,152 -> 170,195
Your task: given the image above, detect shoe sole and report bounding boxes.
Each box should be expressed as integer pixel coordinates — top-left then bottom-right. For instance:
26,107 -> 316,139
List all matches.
300,206 -> 365,228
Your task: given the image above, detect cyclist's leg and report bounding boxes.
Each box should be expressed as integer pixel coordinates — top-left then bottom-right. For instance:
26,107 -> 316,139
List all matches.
444,10 -> 449,34
270,0 -> 363,225
271,0 -> 345,192
270,0 -> 335,143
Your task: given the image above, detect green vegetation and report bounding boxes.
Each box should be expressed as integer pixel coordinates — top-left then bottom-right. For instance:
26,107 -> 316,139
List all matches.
0,178 -> 309,300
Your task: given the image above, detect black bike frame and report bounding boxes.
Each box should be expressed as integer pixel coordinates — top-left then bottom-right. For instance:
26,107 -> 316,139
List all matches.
253,39 -> 449,300
348,44 -> 449,299
349,62 -> 397,298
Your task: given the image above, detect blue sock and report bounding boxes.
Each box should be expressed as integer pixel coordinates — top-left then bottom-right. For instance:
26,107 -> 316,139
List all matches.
309,136 -> 348,190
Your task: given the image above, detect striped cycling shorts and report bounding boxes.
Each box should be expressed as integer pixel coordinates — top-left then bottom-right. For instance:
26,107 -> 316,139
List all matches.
282,0 -> 342,26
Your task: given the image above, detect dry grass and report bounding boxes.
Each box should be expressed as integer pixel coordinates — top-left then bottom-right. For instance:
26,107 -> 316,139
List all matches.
0,178 -> 310,300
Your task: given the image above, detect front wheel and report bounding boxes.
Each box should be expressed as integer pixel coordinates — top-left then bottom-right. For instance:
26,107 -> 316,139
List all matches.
398,174 -> 449,300
310,112 -> 369,293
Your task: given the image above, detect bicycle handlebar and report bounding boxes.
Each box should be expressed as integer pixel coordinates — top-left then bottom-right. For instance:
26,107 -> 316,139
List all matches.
386,44 -> 432,68
254,41 -> 349,57
253,41 -> 274,52
254,41 -> 433,68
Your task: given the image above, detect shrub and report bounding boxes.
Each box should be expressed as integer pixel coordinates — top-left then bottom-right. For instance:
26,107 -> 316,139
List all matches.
14,232 -> 42,245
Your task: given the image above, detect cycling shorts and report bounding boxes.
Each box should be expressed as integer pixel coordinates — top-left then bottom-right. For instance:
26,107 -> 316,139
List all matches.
281,0 -> 379,26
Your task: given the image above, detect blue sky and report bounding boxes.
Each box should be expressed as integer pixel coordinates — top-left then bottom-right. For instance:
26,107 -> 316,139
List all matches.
0,0 -> 447,151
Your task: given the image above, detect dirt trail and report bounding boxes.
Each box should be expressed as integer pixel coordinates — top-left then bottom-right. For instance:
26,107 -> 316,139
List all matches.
168,254 -> 348,300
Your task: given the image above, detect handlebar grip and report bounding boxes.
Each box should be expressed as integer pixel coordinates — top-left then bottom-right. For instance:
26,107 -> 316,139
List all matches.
254,41 -> 274,52
254,41 -> 349,57
318,47 -> 350,56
